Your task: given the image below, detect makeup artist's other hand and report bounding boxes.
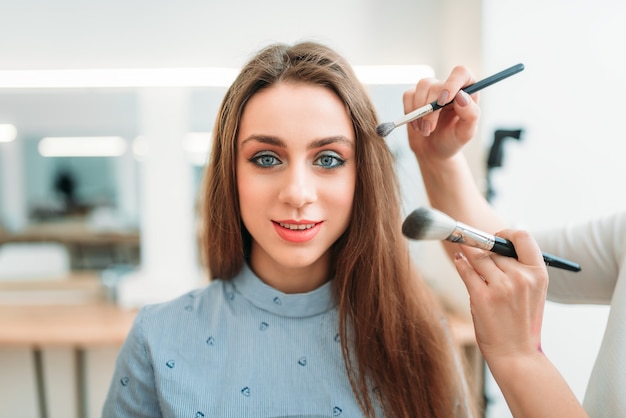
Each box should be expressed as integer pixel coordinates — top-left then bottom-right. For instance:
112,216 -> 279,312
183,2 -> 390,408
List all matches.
403,65 -> 481,162
452,229 -> 548,365
453,231 -> 589,418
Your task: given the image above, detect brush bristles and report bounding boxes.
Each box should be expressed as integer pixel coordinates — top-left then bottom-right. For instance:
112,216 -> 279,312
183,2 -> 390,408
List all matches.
376,122 -> 396,137
402,207 -> 457,241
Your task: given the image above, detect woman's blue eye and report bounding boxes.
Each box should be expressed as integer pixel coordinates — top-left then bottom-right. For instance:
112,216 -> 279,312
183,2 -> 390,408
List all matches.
315,152 -> 345,169
251,153 -> 281,167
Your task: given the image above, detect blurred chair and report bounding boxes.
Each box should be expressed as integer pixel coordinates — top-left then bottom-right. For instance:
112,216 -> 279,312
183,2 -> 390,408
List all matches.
0,242 -> 70,281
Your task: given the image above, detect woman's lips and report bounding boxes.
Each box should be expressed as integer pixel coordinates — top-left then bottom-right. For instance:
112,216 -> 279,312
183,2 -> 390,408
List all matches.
272,220 -> 322,243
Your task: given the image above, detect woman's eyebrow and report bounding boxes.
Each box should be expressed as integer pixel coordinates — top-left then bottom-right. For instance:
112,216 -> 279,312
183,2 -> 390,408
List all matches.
240,135 -> 285,148
308,136 -> 354,150
240,134 -> 354,149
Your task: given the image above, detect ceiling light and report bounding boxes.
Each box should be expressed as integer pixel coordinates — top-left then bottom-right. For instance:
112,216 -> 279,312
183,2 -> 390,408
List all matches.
0,68 -> 240,88
353,65 -> 434,85
38,136 -> 127,157
132,136 -> 148,160
0,124 -> 17,143
0,65 -> 433,89
183,132 -> 211,154
184,132 -> 211,166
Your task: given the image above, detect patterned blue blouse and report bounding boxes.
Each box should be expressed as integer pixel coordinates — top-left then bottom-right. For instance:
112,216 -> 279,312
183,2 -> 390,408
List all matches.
102,263 -> 377,417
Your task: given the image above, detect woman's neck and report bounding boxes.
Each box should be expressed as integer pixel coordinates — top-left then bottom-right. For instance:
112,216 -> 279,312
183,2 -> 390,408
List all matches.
247,251 -> 331,294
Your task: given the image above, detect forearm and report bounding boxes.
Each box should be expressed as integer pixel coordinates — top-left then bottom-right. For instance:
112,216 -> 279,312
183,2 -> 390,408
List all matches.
488,354 -> 588,418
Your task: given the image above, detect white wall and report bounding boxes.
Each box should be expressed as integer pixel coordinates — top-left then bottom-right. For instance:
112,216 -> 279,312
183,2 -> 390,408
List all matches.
481,1 -> 622,416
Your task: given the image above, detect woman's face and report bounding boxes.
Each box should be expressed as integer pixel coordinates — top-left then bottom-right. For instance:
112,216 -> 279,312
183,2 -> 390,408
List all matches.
237,82 -> 356,293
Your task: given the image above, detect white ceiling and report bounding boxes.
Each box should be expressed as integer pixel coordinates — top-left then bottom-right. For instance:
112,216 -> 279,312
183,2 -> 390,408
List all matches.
0,0 -> 443,70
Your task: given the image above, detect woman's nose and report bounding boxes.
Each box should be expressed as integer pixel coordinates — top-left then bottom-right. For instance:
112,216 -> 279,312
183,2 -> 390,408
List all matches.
278,165 -> 316,208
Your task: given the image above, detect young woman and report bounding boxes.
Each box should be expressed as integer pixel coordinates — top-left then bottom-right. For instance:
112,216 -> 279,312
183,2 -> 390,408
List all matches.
103,41 -> 478,417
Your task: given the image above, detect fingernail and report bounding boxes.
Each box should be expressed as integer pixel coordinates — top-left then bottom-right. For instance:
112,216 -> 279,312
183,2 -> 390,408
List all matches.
437,90 -> 449,106
420,120 -> 431,137
454,252 -> 464,260
456,90 -> 469,107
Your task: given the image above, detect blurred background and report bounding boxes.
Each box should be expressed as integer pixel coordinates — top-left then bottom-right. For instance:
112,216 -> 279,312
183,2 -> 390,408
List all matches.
0,0 -> 623,416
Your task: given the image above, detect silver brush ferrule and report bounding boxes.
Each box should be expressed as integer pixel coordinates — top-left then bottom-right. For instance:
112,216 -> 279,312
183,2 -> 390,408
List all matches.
445,221 -> 495,251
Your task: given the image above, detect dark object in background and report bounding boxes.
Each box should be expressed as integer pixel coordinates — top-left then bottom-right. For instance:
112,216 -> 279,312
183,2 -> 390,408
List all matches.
486,129 -> 523,202
54,169 -> 77,206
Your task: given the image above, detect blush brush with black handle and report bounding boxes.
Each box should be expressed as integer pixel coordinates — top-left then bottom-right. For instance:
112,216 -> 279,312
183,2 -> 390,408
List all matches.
402,206 -> 581,272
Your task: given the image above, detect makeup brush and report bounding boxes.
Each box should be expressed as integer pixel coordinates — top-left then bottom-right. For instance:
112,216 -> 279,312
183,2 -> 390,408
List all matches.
376,63 -> 525,137
402,206 -> 581,272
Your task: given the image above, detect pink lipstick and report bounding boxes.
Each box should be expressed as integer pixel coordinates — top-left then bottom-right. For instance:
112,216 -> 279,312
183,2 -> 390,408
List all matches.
273,220 -> 321,243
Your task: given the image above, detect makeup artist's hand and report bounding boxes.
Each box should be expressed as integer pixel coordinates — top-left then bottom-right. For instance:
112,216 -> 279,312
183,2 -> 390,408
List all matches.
452,229 -> 547,362
403,65 -> 481,162
453,229 -> 589,418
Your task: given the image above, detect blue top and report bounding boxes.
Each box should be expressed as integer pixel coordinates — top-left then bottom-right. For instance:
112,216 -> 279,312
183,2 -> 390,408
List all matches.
102,263 -> 378,417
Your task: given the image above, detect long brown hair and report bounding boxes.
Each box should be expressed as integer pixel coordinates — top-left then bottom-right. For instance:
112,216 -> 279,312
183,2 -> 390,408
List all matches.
201,41 -> 474,418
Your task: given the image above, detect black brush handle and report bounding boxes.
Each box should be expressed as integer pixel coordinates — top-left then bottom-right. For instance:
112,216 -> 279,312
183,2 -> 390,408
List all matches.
431,63 -> 525,111
492,236 -> 518,257
492,236 -> 581,272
